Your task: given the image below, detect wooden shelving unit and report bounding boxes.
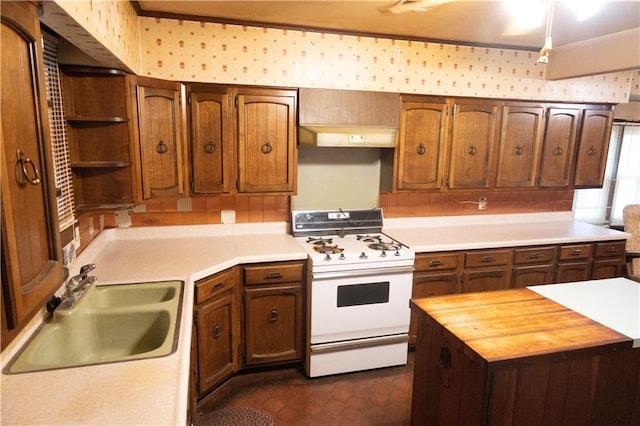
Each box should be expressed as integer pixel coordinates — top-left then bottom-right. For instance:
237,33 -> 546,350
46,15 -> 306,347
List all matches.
61,66 -> 138,210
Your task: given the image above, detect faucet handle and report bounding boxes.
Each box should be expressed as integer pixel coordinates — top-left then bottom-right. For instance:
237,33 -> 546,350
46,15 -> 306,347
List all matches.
79,263 -> 96,276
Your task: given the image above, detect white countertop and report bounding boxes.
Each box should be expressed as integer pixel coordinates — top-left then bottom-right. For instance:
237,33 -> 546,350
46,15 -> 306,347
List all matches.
530,278 -> 640,348
0,213 -> 631,425
384,212 -> 629,251
0,222 -> 307,426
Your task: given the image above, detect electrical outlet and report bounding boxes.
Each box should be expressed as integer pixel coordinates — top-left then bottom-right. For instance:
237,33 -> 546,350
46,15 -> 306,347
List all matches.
478,197 -> 487,210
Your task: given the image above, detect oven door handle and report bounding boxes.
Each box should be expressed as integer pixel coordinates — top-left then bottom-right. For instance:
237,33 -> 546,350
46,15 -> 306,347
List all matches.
310,334 -> 409,354
312,265 -> 414,280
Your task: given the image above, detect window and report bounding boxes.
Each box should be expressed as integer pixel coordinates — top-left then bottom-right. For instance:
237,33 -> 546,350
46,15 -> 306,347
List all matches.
573,122 -> 640,226
42,32 -> 76,232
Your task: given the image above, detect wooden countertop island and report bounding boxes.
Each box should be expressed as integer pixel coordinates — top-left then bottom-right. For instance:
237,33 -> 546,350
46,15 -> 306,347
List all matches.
410,279 -> 640,425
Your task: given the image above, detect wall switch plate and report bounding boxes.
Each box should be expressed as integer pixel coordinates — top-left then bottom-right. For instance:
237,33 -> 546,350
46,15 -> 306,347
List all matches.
478,197 -> 487,210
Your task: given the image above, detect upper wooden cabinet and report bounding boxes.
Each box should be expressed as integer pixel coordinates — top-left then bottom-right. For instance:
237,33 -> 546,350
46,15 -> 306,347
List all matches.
395,97 -> 448,190
573,107 -> 614,188
494,104 -> 545,188
537,107 -> 581,187
187,85 -> 234,195
1,1 -> 64,349
236,88 -> 297,194
447,100 -> 500,189
134,77 -> 185,199
298,88 -> 399,127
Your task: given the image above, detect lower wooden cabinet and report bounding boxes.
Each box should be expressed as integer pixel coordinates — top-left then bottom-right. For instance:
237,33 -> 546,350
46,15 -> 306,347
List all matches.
512,246 -> 556,288
243,283 -> 304,365
555,243 -> 592,283
242,260 -> 305,366
461,249 -> 512,293
592,241 -> 626,279
193,267 -> 240,396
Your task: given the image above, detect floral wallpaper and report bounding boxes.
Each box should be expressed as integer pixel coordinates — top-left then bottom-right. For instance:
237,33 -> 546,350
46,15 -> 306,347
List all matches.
139,18 -> 634,103
42,1 -> 635,103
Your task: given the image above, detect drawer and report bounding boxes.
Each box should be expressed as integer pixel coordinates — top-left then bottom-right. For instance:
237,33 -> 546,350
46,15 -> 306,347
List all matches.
594,241 -> 626,258
195,267 -> 238,305
414,252 -> 460,271
558,244 -> 592,261
244,261 -> 304,286
513,246 -> 556,265
465,249 -> 510,268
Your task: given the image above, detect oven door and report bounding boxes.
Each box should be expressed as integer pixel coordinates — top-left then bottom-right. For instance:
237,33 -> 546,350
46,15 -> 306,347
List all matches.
310,266 -> 413,344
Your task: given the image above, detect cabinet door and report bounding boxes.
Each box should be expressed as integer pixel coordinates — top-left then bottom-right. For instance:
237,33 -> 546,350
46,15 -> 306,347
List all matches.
195,290 -> 238,395
495,105 -> 545,188
462,268 -> 510,293
1,1 -> 64,347
237,90 -> 297,193
592,258 -> 625,280
512,265 -> 555,288
188,87 -> 233,194
409,271 -> 457,344
538,107 -> 581,187
573,108 -> 614,188
244,283 -> 303,365
396,101 -> 448,190
136,80 -> 184,199
555,261 -> 591,283
448,102 -> 500,189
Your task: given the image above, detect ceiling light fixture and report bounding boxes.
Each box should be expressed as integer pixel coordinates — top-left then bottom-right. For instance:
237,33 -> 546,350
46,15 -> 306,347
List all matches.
537,0 -> 554,64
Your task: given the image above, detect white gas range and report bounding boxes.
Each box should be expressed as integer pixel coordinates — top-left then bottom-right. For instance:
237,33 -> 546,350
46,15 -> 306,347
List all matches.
292,208 -> 415,378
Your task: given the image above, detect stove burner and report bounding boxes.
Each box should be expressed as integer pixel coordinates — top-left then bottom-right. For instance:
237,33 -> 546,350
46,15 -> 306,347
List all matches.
307,237 -> 333,245
357,234 -> 382,243
313,244 -> 344,254
368,242 -> 400,252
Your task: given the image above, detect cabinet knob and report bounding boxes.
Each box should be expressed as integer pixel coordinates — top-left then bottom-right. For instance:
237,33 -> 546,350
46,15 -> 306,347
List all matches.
514,145 -> 523,156
156,140 -> 168,154
261,142 -> 273,154
552,145 -> 564,156
587,145 -> 597,156
267,307 -> 279,323
416,143 -> 426,155
204,141 -> 216,153
15,149 -> 41,187
468,145 -> 477,156
212,323 -> 223,339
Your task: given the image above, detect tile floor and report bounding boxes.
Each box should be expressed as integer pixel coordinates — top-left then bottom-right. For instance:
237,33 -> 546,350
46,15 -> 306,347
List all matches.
197,351 -> 414,425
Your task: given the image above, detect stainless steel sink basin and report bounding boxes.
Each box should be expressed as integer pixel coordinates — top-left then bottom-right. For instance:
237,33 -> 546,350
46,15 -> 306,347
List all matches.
5,281 -> 183,374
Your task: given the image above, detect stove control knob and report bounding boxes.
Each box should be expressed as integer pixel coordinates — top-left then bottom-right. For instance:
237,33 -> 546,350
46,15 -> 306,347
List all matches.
324,254 -> 331,261
339,253 -> 346,260
359,252 -> 367,259
395,250 -> 401,256
380,250 -> 387,257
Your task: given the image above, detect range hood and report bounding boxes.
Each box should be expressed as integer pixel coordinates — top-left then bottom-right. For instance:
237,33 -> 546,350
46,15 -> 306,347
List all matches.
298,125 -> 397,148
298,88 -> 400,148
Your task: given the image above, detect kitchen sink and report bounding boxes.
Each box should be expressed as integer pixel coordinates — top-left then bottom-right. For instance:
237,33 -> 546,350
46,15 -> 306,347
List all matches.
5,281 -> 183,374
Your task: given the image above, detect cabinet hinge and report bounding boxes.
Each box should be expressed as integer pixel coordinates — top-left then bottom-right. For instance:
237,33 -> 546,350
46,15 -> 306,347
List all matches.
452,104 -> 457,117
242,353 -> 247,364
234,96 -> 239,107
241,292 -> 245,303
193,312 -> 198,326
190,180 -> 194,191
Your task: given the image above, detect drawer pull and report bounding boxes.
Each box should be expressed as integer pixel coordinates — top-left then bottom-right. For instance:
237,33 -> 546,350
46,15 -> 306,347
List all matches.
267,308 -> 279,323
429,260 -> 443,267
481,256 -> 495,263
529,252 -> 542,259
281,289 -> 298,295
265,272 -> 284,280
212,323 -> 223,339
606,246 -> 617,253
212,283 -> 225,292
570,249 -> 582,256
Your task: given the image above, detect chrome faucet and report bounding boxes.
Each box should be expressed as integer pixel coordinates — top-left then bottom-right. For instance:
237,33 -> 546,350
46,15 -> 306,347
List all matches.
58,263 -> 97,309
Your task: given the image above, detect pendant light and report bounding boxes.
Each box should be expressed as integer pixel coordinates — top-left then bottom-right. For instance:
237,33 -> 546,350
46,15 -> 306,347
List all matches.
537,0 -> 554,64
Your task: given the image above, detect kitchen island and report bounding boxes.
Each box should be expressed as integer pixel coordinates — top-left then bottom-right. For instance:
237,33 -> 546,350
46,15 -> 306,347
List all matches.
410,278 -> 640,425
